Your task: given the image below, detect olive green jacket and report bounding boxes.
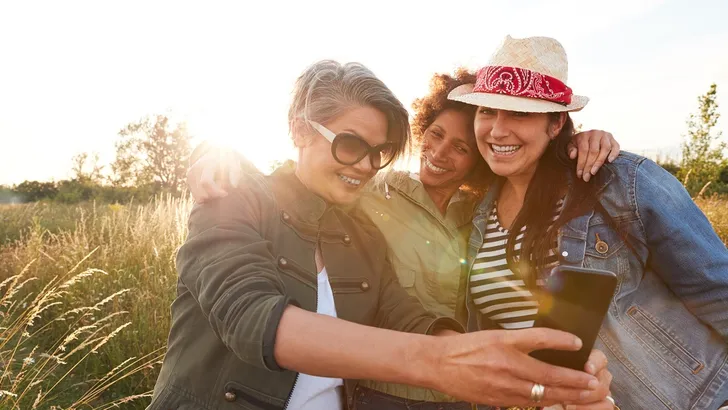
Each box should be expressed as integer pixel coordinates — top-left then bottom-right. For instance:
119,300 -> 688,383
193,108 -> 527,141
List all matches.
148,163 -> 460,410
357,172 -> 478,402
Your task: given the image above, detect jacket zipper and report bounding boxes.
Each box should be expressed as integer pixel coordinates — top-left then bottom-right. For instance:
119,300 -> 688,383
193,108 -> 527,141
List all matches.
283,228 -> 321,410
282,370 -> 299,409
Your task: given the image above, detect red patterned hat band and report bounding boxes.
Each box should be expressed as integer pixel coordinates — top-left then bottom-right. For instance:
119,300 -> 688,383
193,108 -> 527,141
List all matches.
473,65 -> 573,106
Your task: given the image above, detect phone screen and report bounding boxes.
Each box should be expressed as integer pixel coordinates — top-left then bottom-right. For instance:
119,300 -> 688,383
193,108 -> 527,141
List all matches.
530,266 -> 617,370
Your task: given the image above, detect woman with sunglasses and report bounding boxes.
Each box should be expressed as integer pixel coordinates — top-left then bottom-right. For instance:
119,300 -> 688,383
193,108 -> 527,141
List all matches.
184,64 -> 618,409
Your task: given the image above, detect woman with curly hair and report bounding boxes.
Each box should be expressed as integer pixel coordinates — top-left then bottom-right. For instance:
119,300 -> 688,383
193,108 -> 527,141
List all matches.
350,69 -> 617,410
186,66 -> 620,410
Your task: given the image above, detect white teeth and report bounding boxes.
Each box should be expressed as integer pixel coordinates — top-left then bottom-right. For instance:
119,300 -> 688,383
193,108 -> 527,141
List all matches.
338,174 -> 361,186
491,144 -> 521,154
423,156 -> 448,174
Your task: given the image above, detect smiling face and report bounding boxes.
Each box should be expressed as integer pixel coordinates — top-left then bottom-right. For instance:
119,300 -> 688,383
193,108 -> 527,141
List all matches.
295,105 -> 388,205
473,107 -> 566,181
419,109 -> 480,191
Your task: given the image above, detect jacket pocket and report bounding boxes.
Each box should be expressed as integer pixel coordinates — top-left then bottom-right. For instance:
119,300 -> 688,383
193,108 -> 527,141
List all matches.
224,381 -> 286,410
627,306 -> 704,376
329,276 -> 373,294
585,219 -> 625,259
275,255 -> 316,288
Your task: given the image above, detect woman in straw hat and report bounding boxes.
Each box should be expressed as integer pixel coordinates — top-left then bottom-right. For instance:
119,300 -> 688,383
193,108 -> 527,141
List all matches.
185,62 -> 620,409
448,35 -> 728,410
153,59 -> 614,410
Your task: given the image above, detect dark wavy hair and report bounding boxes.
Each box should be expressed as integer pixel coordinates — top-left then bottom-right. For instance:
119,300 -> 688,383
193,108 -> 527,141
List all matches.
411,70 -> 602,285
505,113 -> 601,287
411,68 -> 493,196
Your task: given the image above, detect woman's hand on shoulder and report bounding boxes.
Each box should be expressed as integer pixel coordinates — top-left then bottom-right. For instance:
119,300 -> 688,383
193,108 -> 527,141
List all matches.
187,145 -> 252,203
567,130 -> 621,183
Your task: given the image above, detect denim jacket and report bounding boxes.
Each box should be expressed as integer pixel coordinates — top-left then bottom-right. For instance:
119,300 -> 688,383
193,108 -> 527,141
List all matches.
466,153 -> 728,410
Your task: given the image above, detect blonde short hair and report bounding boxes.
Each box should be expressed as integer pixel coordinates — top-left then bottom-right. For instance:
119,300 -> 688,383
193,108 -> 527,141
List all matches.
288,60 -> 411,165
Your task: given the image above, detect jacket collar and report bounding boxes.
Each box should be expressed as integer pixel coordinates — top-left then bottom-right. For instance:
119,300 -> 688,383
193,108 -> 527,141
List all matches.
385,171 -> 478,229
477,165 -> 617,225
561,164 -> 616,237
565,163 -> 616,196
595,164 -> 616,194
269,161 -> 332,225
475,177 -> 504,218
475,164 -> 615,215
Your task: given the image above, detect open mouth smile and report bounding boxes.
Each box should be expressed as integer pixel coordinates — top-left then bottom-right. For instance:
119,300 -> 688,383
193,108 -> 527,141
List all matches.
490,144 -> 522,156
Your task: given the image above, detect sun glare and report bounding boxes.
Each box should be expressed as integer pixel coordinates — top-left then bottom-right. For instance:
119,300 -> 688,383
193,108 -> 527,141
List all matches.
185,110 -> 297,174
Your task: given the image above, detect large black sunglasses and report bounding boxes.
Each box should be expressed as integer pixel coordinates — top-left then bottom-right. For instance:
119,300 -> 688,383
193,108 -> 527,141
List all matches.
308,120 -> 396,170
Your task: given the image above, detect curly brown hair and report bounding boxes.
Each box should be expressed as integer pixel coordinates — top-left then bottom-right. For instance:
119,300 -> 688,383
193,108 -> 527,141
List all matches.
411,68 -> 493,196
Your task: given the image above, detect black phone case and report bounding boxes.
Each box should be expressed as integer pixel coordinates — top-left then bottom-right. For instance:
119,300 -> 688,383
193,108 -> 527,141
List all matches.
529,266 -> 618,370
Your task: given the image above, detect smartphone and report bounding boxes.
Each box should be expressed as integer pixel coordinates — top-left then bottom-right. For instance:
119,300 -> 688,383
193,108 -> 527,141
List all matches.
529,266 -> 617,370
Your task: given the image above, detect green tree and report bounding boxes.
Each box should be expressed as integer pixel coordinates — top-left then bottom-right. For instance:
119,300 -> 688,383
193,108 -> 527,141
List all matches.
0,185 -> 18,203
14,180 -> 58,202
55,179 -> 97,203
110,115 -> 192,194
678,84 -> 727,196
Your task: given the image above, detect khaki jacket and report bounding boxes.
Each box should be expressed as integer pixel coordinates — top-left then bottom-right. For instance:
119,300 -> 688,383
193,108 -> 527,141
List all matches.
357,172 -> 478,402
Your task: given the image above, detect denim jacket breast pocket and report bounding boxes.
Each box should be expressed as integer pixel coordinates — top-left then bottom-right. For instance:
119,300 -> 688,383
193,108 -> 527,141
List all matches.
582,215 -> 630,280
585,214 -> 625,258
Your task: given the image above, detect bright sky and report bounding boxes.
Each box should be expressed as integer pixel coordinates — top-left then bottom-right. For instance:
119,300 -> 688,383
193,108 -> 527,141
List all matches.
1,0 -> 727,185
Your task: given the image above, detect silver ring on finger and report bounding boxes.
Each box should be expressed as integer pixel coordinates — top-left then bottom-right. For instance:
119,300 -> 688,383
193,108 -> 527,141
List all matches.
606,396 -> 620,409
530,383 -> 545,403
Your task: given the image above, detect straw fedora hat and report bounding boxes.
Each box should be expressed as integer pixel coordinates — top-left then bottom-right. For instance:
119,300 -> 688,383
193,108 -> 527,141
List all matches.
448,36 -> 589,113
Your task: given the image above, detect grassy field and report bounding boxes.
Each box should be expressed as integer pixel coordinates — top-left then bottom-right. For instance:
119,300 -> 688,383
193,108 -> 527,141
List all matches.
0,197 -> 192,409
0,195 -> 726,409
694,196 -> 728,244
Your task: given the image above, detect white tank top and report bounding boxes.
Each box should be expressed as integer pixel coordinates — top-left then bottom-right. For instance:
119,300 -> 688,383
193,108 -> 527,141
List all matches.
285,267 -> 344,409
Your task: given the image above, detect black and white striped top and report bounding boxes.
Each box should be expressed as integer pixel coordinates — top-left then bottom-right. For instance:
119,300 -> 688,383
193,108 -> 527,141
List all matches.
470,199 -> 564,330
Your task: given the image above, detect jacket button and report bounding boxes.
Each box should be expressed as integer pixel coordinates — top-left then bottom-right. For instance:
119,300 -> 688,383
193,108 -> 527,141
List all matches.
343,234 -> 351,245
595,233 -> 609,254
360,281 -> 370,291
281,211 -> 290,222
595,241 -> 609,254
224,391 -> 237,402
278,257 -> 288,268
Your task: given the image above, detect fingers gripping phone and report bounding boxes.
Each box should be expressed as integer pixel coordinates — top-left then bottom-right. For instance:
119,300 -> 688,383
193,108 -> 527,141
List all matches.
529,266 -> 618,370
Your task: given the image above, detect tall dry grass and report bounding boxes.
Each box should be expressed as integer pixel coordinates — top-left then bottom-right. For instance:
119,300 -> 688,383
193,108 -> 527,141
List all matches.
0,196 -> 192,408
0,194 -> 726,408
695,196 -> 728,244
